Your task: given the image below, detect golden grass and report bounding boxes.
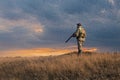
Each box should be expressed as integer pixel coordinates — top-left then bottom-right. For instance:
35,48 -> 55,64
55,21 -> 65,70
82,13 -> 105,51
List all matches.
0,52 -> 120,80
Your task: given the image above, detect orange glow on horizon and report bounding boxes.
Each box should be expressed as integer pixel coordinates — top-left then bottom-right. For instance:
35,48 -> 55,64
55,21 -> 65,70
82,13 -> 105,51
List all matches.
83,48 -> 98,52
0,48 -> 72,57
0,47 -> 98,57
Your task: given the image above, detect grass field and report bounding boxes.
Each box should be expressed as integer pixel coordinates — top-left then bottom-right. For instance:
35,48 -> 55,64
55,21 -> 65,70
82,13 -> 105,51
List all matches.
0,52 -> 120,80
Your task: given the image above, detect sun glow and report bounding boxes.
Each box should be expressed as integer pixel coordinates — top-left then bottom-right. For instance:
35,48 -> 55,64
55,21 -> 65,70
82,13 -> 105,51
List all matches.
0,48 -> 71,57
83,48 -> 98,52
0,47 -> 98,57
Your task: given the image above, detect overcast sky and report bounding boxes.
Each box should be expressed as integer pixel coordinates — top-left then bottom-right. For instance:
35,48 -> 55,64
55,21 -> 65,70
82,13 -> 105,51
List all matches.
0,0 -> 120,52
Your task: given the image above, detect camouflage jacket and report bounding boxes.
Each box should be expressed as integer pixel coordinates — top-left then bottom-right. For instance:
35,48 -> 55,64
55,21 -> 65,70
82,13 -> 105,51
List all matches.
74,26 -> 86,41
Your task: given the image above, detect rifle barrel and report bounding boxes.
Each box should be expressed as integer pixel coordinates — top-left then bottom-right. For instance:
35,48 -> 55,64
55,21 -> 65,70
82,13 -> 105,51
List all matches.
65,35 -> 73,43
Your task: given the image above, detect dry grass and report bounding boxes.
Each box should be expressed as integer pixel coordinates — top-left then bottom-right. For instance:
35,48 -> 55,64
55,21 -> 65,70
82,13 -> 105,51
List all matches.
0,52 -> 120,80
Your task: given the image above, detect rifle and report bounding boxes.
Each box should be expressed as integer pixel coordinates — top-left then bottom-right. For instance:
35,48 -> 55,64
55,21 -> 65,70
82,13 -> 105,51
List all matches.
65,33 -> 74,43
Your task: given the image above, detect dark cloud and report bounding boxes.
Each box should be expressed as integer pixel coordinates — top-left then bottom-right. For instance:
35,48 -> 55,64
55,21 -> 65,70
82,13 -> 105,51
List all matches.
0,0 -> 120,51
60,0 -> 113,15
0,26 -> 32,50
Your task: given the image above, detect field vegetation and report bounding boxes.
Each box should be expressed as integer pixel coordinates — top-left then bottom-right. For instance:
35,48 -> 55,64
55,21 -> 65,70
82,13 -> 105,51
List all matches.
0,52 -> 120,80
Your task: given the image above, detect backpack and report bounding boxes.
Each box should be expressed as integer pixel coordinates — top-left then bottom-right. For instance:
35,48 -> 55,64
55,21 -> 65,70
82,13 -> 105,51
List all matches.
79,27 -> 86,38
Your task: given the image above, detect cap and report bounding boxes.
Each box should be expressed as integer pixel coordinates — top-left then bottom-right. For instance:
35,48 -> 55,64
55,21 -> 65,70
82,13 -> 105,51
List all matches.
77,23 -> 81,26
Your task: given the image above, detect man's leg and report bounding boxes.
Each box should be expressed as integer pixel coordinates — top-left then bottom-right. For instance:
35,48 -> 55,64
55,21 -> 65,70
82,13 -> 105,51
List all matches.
77,40 -> 82,55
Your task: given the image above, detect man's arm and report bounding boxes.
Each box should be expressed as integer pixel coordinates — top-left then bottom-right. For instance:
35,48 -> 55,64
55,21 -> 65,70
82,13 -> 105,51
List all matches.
74,28 -> 79,37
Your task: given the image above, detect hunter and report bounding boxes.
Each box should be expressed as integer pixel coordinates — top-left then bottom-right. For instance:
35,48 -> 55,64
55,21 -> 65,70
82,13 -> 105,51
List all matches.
73,23 -> 86,55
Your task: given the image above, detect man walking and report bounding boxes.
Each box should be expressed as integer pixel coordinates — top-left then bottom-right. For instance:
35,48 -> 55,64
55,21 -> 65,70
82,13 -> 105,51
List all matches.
73,23 -> 86,55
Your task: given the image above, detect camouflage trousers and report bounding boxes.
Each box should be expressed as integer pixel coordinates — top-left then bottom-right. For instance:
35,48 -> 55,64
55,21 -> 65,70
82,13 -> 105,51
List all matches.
77,39 -> 84,55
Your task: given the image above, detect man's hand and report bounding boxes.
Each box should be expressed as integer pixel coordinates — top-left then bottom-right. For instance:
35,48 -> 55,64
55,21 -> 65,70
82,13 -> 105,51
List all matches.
72,33 -> 76,37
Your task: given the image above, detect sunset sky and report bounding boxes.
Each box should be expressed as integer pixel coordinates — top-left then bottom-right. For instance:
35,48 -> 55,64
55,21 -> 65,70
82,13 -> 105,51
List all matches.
0,0 -> 120,56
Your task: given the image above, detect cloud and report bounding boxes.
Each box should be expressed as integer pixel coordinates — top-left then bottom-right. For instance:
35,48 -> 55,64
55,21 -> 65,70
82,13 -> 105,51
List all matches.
0,0 -> 120,52
0,16 -> 44,50
0,17 -> 44,33
107,0 -> 115,6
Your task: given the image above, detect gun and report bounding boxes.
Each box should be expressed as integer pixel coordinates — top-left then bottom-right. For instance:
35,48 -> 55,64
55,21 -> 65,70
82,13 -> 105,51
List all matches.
65,33 -> 74,43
